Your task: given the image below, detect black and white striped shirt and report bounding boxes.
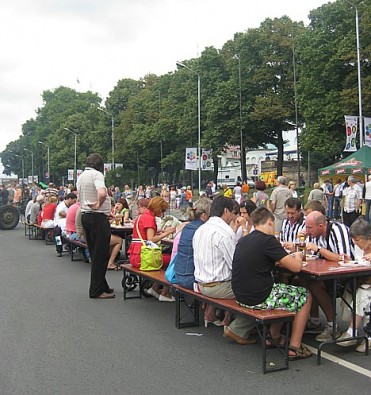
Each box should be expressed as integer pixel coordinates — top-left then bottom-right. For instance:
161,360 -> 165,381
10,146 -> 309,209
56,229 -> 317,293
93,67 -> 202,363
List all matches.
281,213 -> 306,243
317,221 -> 354,259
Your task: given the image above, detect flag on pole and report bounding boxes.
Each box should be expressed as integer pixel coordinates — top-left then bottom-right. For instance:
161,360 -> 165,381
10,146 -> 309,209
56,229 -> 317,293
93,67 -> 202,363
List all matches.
201,149 -> 213,170
185,148 -> 197,170
364,117 -> 371,147
344,115 -> 358,152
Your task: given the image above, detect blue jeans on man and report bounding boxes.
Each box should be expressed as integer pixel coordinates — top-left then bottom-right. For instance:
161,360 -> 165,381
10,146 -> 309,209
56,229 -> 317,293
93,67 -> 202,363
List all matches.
365,199 -> 371,223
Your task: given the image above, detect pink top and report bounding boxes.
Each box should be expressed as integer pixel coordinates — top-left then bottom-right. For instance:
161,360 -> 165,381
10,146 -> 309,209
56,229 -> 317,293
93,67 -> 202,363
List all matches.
65,202 -> 80,234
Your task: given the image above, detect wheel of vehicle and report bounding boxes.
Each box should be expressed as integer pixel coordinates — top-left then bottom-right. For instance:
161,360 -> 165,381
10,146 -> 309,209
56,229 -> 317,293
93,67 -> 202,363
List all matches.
121,273 -> 138,292
140,279 -> 154,297
0,205 -> 20,230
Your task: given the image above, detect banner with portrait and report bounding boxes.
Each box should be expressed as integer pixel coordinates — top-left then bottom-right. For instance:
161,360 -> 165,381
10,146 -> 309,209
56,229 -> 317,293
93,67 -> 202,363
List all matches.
201,149 -> 213,170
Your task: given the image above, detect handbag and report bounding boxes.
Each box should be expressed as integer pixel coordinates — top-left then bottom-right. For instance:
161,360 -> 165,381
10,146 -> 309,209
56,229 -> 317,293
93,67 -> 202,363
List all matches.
165,253 -> 177,283
136,216 -> 163,271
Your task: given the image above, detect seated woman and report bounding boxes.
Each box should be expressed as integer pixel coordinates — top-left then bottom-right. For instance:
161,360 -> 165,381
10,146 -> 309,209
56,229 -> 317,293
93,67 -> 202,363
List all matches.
174,198 -> 212,289
128,197 -> 175,301
174,198 -> 222,326
113,197 -> 130,223
339,219 -> 371,352
41,195 -> 58,228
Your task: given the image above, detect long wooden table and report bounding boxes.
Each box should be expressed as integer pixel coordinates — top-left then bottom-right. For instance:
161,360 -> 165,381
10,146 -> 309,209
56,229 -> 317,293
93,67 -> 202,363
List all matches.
297,259 -> 371,364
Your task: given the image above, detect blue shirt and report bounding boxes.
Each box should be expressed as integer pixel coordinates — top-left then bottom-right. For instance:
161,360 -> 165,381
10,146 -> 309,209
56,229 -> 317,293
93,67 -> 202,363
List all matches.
174,219 -> 205,288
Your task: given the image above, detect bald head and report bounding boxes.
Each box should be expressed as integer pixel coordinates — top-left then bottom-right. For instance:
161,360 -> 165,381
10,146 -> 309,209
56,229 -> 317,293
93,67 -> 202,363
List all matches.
305,211 -> 326,238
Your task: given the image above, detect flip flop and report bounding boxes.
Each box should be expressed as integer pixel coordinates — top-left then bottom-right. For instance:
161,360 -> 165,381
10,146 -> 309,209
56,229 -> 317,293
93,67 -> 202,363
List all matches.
288,345 -> 313,361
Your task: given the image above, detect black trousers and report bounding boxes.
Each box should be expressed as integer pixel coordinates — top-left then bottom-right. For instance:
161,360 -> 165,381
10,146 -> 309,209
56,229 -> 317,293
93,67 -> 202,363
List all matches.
342,210 -> 359,228
82,212 -> 111,298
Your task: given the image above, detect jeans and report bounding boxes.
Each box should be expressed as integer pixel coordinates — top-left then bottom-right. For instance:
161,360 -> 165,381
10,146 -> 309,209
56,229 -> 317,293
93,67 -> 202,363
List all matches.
326,197 -> 333,218
365,200 -> 371,223
333,197 -> 341,220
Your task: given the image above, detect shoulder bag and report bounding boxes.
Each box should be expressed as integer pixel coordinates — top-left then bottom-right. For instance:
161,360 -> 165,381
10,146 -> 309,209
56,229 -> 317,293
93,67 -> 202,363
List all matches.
136,215 -> 163,271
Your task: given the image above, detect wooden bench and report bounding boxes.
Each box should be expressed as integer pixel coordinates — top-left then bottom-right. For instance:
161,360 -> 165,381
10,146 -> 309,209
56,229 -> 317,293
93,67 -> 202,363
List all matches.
120,263 -> 295,374
63,236 -> 89,262
32,224 -> 55,245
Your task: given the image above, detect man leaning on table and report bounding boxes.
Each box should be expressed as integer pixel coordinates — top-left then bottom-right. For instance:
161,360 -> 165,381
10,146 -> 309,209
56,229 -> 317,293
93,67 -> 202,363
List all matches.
232,207 -> 313,360
304,211 -> 354,341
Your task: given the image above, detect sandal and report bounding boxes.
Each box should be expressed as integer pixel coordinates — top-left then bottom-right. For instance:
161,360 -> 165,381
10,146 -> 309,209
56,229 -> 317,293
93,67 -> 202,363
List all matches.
265,334 -> 286,349
288,345 -> 312,361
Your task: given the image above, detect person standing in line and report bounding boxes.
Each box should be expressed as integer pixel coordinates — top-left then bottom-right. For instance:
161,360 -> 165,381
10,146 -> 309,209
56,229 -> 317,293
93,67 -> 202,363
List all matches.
342,176 -> 363,228
364,175 -> 371,224
77,153 -> 114,299
333,179 -> 343,221
269,176 -> 292,232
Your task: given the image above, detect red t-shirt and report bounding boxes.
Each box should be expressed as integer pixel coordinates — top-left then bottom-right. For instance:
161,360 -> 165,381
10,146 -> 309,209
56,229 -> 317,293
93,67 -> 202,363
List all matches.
43,203 -> 57,221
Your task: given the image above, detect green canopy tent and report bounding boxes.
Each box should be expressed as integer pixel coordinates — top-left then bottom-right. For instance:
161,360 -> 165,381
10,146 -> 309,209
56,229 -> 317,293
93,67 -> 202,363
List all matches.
318,145 -> 371,182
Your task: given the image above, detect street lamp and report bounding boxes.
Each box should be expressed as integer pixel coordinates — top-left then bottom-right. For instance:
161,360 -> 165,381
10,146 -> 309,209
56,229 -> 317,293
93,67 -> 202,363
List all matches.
38,141 -> 50,182
63,128 -> 77,185
14,154 -> 25,183
98,107 -> 115,169
345,0 -> 363,147
176,61 -> 201,192
236,54 -> 246,182
23,148 -> 34,183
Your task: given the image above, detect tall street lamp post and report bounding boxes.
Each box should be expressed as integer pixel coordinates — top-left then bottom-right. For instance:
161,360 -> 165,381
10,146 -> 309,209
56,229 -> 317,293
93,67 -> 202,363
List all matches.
345,0 -> 363,147
236,54 -> 246,182
176,61 -> 201,192
63,128 -> 77,185
23,148 -> 34,183
14,154 -> 25,183
38,141 -> 50,182
98,107 -> 115,169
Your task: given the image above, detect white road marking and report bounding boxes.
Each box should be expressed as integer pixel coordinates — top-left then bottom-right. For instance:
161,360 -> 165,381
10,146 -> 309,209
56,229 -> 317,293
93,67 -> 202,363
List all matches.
304,343 -> 371,378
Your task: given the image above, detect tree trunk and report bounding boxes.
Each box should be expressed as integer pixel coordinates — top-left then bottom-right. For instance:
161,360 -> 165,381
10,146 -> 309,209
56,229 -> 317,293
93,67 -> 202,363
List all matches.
277,130 -> 284,176
213,158 -> 219,189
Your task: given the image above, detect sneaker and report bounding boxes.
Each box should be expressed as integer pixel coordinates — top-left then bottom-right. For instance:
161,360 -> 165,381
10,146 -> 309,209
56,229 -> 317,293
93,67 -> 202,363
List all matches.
146,288 -> 160,299
315,325 -> 341,342
337,332 -> 357,347
355,339 -> 371,353
159,294 -> 175,302
304,321 -> 322,334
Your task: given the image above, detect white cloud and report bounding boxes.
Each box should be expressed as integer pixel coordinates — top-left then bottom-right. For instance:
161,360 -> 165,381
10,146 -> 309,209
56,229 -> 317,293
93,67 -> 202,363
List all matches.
0,0 -> 332,161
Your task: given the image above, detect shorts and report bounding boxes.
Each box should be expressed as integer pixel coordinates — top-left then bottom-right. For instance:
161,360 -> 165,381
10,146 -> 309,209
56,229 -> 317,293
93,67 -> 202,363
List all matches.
238,283 -> 308,313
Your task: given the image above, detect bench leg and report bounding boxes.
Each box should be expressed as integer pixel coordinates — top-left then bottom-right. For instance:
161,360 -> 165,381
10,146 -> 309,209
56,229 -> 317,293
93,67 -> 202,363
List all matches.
256,320 -> 291,374
175,290 -> 200,329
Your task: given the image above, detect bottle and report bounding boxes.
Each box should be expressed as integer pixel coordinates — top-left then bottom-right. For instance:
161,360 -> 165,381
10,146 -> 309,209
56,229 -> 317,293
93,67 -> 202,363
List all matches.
298,235 -> 306,262
55,235 -> 62,246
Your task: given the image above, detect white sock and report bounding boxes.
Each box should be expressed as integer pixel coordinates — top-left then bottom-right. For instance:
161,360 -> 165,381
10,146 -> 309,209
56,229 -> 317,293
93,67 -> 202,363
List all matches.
347,327 -> 357,336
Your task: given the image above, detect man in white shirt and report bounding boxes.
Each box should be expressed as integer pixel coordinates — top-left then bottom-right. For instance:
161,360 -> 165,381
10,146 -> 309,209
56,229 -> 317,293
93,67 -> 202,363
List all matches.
365,175 -> 371,223
342,176 -> 362,228
193,195 -> 256,345
270,176 -> 292,232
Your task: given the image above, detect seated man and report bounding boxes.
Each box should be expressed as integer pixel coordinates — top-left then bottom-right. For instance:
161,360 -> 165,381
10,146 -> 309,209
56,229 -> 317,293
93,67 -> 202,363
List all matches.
281,197 -> 306,245
232,207 -> 312,360
193,195 -> 256,344
305,211 -> 354,341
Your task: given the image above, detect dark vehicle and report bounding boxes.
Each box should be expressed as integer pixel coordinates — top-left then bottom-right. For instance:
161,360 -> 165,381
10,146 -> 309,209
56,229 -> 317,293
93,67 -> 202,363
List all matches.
0,205 -> 20,230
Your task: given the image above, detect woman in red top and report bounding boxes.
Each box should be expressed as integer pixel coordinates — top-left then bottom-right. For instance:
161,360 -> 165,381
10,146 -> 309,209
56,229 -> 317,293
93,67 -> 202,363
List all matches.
128,197 -> 176,301
41,196 -> 58,228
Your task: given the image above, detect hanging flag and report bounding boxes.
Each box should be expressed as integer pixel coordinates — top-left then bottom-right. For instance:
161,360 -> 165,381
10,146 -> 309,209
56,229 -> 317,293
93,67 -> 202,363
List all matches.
364,117 -> 371,147
344,115 -> 358,152
185,148 -> 197,170
104,163 -> 112,176
201,149 -> 213,170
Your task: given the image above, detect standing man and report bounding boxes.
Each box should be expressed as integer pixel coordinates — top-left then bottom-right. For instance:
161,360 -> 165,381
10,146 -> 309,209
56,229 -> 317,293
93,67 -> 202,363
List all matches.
342,176 -> 362,228
364,175 -> 371,223
77,153 -> 114,299
269,176 -> 292,232
332,179 -> 343,221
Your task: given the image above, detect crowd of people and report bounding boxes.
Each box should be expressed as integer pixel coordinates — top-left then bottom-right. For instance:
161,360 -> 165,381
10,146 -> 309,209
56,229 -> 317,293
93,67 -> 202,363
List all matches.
8,161 -> 371,358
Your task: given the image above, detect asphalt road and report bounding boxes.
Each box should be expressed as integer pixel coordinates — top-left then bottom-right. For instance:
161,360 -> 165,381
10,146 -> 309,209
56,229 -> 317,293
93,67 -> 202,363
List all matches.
0,224 -> 370,395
